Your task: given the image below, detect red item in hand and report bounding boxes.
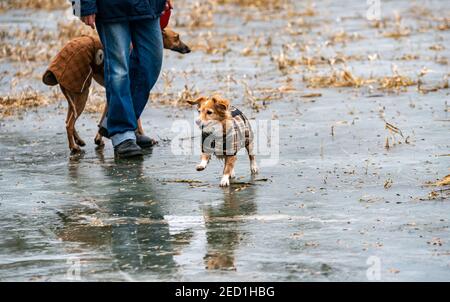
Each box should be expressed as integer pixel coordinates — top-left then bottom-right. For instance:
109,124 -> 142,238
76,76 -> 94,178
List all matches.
160,6 -> 171,29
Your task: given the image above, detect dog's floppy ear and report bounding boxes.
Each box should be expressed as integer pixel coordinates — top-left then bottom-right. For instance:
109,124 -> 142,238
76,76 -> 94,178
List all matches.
187,96 -> 206,106
212,96 -> 230,112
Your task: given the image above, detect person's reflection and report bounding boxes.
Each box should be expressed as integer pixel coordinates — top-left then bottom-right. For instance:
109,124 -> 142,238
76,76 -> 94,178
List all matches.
99,158 -> 178,277
60,154 -> 185,280
203,185 -> 257,271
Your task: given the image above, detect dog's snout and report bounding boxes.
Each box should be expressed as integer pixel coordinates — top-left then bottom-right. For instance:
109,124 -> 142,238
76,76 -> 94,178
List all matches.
183,46 -> 191,54
195,119 -> 201,127
173,44 -> 191,54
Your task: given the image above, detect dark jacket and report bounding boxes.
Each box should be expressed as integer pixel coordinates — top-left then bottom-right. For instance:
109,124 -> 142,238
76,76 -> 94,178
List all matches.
75,0 -> 166,23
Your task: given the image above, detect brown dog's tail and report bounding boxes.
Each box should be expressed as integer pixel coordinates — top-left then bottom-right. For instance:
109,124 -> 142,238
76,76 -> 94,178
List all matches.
42,70 -> 58,86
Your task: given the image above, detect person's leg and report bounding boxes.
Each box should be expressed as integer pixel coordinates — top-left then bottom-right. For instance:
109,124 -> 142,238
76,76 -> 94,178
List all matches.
96,21 -> 137,147
129,17 -> 163,120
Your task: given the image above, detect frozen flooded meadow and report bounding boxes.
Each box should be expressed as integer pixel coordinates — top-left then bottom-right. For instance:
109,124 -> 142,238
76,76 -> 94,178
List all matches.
0,0 -> 449,281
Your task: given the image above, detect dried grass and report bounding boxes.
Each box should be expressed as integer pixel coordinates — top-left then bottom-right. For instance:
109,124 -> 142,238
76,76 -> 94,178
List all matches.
0,89 -> 52,118
398,54 -> 420,61
0,25 -> 62,62
0,42 -> 56,62
0,0 -> 69,10
273,45 -> 365,73
304,69 -> 368,88
383,27 -> 411,38
436,18 -> 450,31
58,19 -> 97,41
0,0 -> 448,118
434,175 -> 450,187
0,19 -> 96,64
382,13 -> 411,38
149,85 -> 201,108
429,44 -> 445,51
378,74 -> 416,90
174,1 -> 215,28
215,0 -> 289,9
328,30 -> 363,44
303,66 -> 416,92
191,34 -> 232,55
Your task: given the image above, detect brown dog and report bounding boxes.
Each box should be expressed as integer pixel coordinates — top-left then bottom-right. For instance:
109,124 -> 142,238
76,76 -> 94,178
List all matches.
188,96 -> 258,187
43,28 -> 190,154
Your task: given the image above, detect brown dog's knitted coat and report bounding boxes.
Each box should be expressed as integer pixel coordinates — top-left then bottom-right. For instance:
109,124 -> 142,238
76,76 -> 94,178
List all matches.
42,35 -> 104,93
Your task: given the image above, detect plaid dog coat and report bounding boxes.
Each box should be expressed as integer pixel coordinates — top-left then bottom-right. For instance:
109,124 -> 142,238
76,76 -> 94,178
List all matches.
42,35 -> 104,94
202,107 -> 253,156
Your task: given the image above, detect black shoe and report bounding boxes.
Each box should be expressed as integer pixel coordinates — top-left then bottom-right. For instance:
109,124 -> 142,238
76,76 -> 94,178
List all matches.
136,133 -> 158,148
114,139 -> 143,159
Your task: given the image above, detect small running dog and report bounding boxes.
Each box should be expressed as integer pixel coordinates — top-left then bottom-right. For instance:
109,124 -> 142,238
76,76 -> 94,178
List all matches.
188,96 -> 258,187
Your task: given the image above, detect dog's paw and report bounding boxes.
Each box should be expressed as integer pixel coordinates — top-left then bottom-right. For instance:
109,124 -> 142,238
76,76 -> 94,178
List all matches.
94,135 -> 104,146
196,159 -> 209,171
220,176 -> 230,187
70,145 -> 82,155
250,164 -> 259,175
75,138 -> 86,147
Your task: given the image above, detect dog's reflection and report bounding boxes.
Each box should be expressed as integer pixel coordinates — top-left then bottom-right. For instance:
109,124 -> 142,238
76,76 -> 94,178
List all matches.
202,185 -> 257,271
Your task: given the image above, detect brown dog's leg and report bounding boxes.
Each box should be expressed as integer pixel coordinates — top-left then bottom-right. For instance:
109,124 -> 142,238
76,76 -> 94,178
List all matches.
94,102 -> 107,146
73,129 -> 86,147
65,106 -> 77,152
61,87 -> 89,154
94,132 -> 104,146
93,72 -> 106,146
196,153 -> 211,171
71,88 -> 89,149
66,112 -> 80,153
220,155 -> 237,187
61,87 -> 79,153
137,118 -> 145,135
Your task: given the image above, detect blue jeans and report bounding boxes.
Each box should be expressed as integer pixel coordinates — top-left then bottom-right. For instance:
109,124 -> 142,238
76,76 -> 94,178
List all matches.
96,18 -> 163,146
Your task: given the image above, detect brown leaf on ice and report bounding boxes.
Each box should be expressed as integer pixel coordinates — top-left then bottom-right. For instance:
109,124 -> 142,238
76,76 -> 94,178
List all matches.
301,93 -> 322,98
435,175 -> 450,187
162,179 -> 203,184
388,268 -> 400,274
384,178 -> 393,189
427,237 -> 443,246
